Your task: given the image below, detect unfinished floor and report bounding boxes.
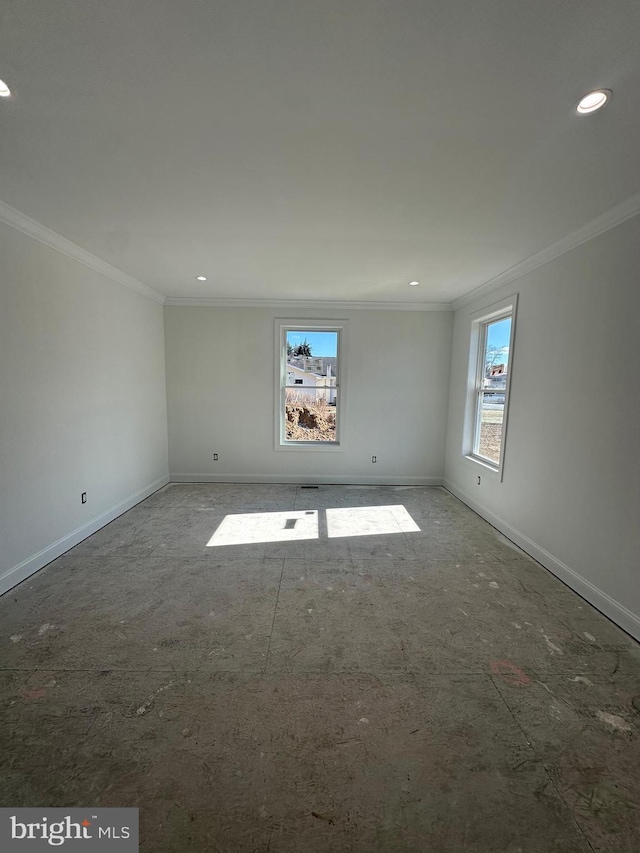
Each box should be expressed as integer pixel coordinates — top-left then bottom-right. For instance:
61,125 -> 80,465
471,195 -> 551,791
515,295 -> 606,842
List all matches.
1,484 -> 639,852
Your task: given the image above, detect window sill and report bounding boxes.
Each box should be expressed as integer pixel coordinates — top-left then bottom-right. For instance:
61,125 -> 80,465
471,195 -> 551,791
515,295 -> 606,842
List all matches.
276,441 -> 344,452
463,453 -> 500,474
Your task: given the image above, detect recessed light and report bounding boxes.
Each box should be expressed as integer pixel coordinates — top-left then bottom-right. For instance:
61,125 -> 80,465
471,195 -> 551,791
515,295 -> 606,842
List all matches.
196,275 -> 207,281
577,89 -> 611,114
409,280 -> 419,286
0,79 -> 11,98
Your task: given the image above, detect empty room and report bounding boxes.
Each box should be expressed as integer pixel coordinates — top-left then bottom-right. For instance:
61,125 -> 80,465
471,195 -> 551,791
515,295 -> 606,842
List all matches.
1,1 -> 640,851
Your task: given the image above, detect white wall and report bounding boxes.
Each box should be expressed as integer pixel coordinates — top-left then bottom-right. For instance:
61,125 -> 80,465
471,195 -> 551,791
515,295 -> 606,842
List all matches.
0,222 -> 169,593
165,307 -> 452,484
444,216 -> 640,639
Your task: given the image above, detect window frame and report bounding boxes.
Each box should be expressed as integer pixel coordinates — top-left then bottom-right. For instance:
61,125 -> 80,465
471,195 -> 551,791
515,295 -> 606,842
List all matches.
463,295 -> 517,479
274,319 -> 347,452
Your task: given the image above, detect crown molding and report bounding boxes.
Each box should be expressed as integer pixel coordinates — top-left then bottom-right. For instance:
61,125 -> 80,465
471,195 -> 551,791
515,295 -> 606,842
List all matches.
0,199 -> 165,304
452,189 -> 640,311
164,297 -> 452,311
8,184 -> 638,315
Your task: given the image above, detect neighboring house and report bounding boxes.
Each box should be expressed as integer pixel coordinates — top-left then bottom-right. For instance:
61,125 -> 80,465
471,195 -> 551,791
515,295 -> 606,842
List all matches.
484,363 -> 507,404
487,363 -> 507,389
286,357 -> 337,404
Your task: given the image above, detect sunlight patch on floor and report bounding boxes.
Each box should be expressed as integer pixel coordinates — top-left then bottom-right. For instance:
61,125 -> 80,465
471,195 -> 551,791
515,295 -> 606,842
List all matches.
325,505 -> 420,538
207,510 -> 319,546
207,505 -> 420,546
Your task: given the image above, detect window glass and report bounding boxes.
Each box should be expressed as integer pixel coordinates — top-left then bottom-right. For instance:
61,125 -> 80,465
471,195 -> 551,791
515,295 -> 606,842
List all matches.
283,330 -> 339,443
474,315 -> 512,466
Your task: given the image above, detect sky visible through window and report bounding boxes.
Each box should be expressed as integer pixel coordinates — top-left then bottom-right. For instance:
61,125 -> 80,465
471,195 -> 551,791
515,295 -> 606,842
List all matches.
287,330 -> 337,357
486,317 -> 511,366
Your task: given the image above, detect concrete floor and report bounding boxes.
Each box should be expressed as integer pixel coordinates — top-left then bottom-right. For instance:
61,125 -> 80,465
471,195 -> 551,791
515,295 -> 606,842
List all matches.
1,484 -> 639,852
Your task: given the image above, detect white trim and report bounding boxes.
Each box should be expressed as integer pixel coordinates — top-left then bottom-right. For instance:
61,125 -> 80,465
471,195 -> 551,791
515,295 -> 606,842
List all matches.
0,199 -> 165,305
272,442 -> 345,453
452,190 -> 640,311
444,480 -> 640,643
5,187 -> 639,315
171,473 -> 444,486
164,297 -> 452,311
463,295 -> 518,481
0,475 -> 170,597
275,320 -> 347,451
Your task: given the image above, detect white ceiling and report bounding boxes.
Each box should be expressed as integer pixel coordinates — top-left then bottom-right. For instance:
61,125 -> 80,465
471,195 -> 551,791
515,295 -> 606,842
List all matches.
1,0 -> 639,304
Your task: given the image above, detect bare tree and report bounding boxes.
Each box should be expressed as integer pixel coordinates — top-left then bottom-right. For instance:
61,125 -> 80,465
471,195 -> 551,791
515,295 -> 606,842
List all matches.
485,345 -> 507,376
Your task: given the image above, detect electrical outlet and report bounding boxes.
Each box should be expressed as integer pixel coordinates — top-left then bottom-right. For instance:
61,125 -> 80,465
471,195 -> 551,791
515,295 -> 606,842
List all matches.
213,453 -> 219,461
372,456 -> 377,463
81,492 -> 87,504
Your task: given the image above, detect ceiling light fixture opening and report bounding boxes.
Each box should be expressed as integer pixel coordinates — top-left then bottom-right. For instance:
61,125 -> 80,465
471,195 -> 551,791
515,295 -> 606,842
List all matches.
409,280 -> 420,286
0,79 -> 11,98
577,89 -> 611,114
196,275 -> 207,281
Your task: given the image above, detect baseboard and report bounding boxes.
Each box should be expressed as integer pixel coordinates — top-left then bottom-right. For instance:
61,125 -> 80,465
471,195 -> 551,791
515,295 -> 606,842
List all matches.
170,473 -> 444,486
444,480 -> 640,643
0,474 -> 170,597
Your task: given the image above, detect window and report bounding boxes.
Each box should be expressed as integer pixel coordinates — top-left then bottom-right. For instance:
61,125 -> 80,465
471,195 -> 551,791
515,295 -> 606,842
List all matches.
275,320 -> 346,450
464,297 -> 517,475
